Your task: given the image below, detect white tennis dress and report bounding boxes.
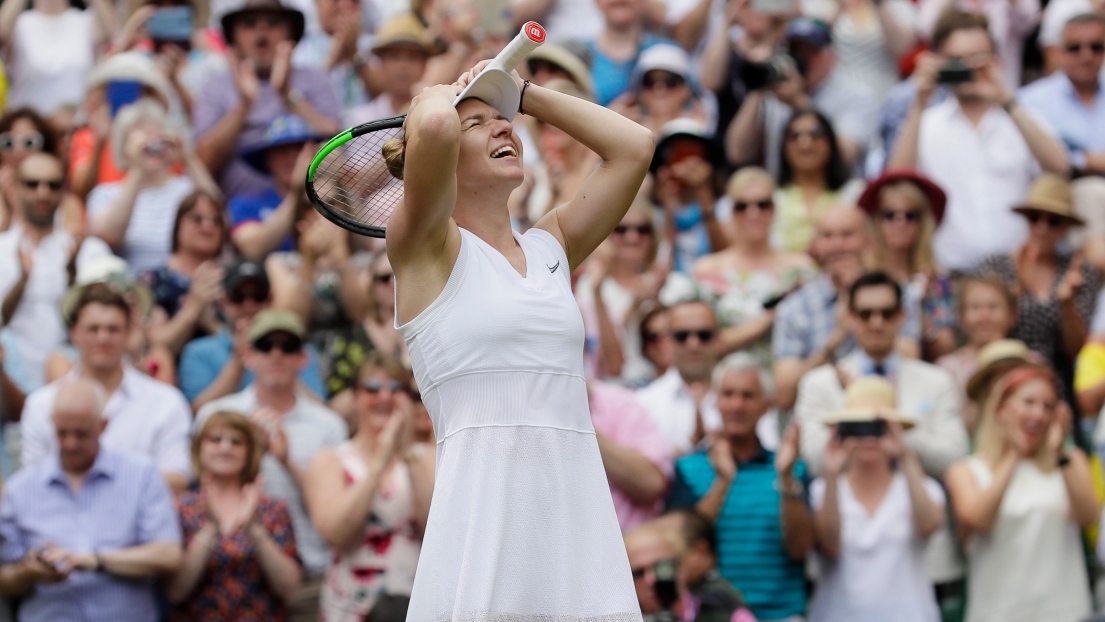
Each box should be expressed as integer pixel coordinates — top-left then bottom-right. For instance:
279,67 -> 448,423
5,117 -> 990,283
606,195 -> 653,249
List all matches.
397,227 -> 642,622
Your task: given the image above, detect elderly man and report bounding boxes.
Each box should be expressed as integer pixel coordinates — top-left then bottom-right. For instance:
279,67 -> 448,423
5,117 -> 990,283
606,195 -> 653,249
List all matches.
0,378 -> 182,622
0,152 -> 110,390
772,206 -> 921,410
197,309 -> 346,619
194,0 -> 340,197
21,284 -> 192,492
669,353 -> 813,622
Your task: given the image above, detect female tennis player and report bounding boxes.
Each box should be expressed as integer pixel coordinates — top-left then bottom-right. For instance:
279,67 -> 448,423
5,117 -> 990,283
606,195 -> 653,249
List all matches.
385,59 -> 654,619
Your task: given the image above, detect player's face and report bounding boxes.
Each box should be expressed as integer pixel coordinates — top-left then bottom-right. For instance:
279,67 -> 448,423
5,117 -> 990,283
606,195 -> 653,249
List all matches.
455,99 -> 524,188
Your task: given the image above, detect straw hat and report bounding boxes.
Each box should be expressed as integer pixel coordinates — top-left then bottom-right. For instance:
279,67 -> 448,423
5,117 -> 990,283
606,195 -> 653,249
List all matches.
370,13 -> 438,57
60,256 -> 154,326
86,53 -> 175,110
965,339 -> 1040,402
527,41 -> 594,100
823,376 -> 916,428
1011,174 -> 1084,226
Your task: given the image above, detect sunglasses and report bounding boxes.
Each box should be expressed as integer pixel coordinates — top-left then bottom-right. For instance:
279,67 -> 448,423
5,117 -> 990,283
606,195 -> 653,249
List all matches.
203,433 -> 246,447
253,336 -> 302,354
1064,41 -> 1105,54
228,289 -> 268,304
880,209 -> 921,223
0,133 -> 44,151
672,328 -> 716,343
642,73 -> 685,90
1025,212 -> 1066,228
186,213 -> 222,226
20,178 -> 63,191
734,199 -> 774,213
642,331 -> 667,344
238,14 -> 287,28
785,127 -> 827,142
855,307 -> 899,322
361,379 -> 404,393
373,273 -> 394,285
613,224 -> 653,236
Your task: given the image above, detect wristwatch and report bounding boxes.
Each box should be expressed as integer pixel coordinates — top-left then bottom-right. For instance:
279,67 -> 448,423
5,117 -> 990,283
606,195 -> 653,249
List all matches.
284,88 -> 306,108
775,476 -> 805,499
1058,453 -> 1072,468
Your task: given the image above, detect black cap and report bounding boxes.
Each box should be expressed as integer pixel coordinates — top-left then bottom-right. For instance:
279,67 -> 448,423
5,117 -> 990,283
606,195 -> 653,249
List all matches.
223,260 -> 270,295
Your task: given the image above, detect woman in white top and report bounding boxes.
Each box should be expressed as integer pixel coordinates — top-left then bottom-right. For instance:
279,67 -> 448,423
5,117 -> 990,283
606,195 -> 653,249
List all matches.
809,377 -> 945,622
945,365 -> 1099,622
87,98 -> 220,275
830,0 -> 918,103
383,57 -> 653,618
305,354 -> 434,621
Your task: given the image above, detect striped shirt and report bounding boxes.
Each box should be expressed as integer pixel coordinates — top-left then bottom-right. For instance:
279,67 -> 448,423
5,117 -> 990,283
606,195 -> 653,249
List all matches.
669,449 -> 807,621
0,448 -> 181,622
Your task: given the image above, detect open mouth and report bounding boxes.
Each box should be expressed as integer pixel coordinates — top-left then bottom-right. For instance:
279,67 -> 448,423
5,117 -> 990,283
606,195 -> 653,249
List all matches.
491,145 -> 517,159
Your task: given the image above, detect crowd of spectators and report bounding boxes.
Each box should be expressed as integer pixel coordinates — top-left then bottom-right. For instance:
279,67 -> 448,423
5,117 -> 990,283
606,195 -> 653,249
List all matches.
0,0 -> 1103,618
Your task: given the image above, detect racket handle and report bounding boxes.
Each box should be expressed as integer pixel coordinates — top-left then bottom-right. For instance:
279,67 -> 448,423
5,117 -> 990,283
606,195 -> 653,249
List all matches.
488,22 -> 546,73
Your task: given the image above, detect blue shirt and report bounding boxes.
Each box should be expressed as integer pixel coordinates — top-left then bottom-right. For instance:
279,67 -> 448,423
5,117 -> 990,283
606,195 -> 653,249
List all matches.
228,188 -> 295,253
179,328 -> 327,402
1019,72 -> 1105,168
586,34 -> 673,106
669,449 -> 808,620
0,449 -> 181,622
0,329 -> 32,477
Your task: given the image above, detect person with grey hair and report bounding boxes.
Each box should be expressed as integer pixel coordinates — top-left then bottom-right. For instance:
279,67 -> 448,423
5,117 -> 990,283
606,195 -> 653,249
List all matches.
668,352 -> 814,622
87,98 -> 220,275
0,376 -> 183,622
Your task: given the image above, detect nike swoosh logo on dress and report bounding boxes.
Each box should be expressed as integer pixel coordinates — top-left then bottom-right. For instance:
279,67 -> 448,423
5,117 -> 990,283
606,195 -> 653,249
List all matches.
547,261 -> 560,273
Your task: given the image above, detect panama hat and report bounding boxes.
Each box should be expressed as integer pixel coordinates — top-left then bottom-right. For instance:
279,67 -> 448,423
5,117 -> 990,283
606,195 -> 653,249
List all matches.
1012,174 -> 1084,226
220,0 -> 304,46
60,256 -> 154,326
527,41 -> 594,100
86,52 -> 175,110
965,339 -> 1042,402
823,376 -> 916,428
857,169 -> 948,224
371,13 -> 439,57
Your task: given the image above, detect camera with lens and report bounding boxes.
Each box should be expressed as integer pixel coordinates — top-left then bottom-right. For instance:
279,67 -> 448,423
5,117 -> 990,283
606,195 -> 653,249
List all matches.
936,58 -> 974,84
642,559 -> 681,622
738,45 -> 812,91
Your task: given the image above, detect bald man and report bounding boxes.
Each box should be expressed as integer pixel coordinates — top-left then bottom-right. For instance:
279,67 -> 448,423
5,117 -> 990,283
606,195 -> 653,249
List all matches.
771,206 -> 921,410
0,378 -> 181,622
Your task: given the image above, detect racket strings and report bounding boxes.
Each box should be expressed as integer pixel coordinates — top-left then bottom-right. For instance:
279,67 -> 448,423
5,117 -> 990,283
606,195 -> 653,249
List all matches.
312,125 -> 405,231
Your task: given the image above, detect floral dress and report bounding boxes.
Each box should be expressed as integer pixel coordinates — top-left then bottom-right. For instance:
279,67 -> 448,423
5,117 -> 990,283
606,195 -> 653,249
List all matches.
169,492 -> 298,622
321,442 -> 422,621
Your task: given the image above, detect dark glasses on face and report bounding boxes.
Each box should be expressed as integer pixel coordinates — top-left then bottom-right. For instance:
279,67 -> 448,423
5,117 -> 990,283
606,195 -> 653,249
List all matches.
613,224 -> 653,236
734,199 -> 774,213
186,213 -> 222,226
361,379 -> 403,393
1025,212 -> 1066,228
20,178 -> 63,191
855,307 -> 899,322
253,336 -> 302,354
642,331 -> 667,344
1064,41 -> 1105,54
785,127 -> 827,142
672,329 -> 716,343
228,290 -> 268,304
0,133 -> 44,151
373,273 -> 394,285
880,209 -> 921,223
239,14 -> 286,28
642,73 -> 685,90
203,433 -> 246,447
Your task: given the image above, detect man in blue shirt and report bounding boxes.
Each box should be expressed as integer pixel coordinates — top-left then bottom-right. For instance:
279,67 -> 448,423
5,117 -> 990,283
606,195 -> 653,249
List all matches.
0,378 -> 182,622
179,259 -> 326,409
669,353 -> 813,622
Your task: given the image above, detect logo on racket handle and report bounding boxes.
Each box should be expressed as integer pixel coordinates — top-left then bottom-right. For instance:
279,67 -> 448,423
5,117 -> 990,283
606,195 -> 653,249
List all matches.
523,21 -> 546,43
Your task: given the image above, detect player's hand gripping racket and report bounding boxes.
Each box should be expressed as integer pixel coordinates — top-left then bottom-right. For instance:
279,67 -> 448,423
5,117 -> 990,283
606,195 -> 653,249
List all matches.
305,22 -> 547,237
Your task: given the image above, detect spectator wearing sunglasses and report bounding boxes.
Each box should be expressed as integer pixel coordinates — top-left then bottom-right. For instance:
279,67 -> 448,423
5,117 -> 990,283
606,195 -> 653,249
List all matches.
637,299 -> 724,455
0,108 -> 83,236
615,44 -> 708,136
975,174 -> 1101,403
197,310 -> 348,620
691,167 -> 815,363
1020,13 -> 1105,269
793,271 -> 968,598
858,170 -> 957,361
179,259 -> 327,410
305,353 -> 433,620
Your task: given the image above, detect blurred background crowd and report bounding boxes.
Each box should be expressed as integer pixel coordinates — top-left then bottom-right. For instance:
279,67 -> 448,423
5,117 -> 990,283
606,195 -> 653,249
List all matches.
0,0 -> 1103,617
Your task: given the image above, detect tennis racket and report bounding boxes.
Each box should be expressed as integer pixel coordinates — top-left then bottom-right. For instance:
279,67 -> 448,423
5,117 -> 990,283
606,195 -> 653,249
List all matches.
305,21 -> 547,238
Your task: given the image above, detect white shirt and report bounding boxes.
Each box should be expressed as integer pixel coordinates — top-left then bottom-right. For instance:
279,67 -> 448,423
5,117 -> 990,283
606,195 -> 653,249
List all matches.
512,0 -> 602,43
0,226 -> 111,390
7,9 -> 95,113
636,368 -> 722,455
918,98 -> 1049,270
87,176 -> 195,276
809,472 -> 945,622
21,365 -> 193,477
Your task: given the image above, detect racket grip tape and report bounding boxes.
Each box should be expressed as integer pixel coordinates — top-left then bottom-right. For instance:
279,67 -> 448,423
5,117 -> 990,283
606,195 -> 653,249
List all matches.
488,22 -> 546,73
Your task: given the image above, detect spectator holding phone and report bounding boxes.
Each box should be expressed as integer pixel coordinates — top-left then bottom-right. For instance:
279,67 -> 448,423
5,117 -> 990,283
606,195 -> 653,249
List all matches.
945,365 -> 1098,622
809,377 -> 945,622
691,167 -> 815,361
87,99 -> 221,275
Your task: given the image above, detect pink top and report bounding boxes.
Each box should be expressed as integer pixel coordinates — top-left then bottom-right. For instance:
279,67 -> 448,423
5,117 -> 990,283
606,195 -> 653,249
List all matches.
588,380 -> 674,532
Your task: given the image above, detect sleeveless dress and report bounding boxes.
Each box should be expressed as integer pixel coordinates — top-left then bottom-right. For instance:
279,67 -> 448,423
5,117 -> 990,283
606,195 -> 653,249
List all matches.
963,457 -> 1091,622
397,227 -> 641,621
321,442 -> 422,621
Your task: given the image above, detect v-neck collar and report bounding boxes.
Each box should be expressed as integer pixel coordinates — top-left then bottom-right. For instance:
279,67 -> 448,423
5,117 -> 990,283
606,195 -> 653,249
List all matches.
464,227 -> 531,280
